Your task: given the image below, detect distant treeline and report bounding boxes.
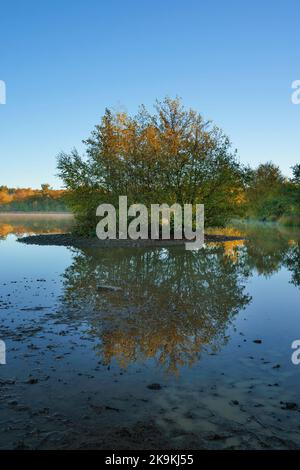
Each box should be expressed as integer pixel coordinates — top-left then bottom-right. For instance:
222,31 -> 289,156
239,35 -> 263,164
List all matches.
2,165 -> 300,224
243,162 -> 300,226
0,184 -> 68,212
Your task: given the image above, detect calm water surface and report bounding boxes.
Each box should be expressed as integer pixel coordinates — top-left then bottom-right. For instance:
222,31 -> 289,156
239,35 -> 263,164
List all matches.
1,215 -> 300,449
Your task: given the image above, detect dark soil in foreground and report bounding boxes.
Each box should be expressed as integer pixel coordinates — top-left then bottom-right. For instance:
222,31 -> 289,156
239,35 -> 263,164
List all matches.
17,233 -> 245,248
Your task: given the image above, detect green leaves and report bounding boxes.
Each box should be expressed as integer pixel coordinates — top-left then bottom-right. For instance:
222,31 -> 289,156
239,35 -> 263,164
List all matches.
57,97 -> 244,235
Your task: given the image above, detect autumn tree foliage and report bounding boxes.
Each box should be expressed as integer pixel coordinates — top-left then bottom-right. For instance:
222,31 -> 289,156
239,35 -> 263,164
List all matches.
0,186 -> 13,205
57,97 -> 244,235
0,185 -> 66,212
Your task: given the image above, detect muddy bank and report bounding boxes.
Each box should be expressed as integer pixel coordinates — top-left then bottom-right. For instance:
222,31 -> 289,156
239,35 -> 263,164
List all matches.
17,233 -> 245,248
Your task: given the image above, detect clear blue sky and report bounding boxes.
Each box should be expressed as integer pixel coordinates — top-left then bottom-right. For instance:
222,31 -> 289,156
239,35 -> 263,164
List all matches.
0,0 -> 299,188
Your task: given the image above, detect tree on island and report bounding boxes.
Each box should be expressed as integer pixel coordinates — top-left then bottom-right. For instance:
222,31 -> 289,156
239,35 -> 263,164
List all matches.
57,97 -> 245,235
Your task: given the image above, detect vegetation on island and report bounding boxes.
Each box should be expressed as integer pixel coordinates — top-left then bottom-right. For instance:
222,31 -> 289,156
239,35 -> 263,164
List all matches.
1,98 -> 299,231
57,97 -> 245,235
57,97 -> 300,235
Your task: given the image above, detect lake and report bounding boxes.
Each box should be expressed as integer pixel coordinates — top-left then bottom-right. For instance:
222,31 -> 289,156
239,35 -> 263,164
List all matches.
1,214 -> 300,449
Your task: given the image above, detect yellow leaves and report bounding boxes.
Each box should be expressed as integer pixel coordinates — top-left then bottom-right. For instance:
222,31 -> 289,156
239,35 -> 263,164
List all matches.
0,223 -> 14,237
234,188 -> 246,205
0,187 -> 66,205
13,188 -> 36,201
0,189 -> 13,205
144,126 -> 160,152
205,227 -> 245,261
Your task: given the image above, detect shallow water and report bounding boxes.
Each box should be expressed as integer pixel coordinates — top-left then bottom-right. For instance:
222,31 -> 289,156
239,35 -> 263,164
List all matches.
1,216 -> 300,449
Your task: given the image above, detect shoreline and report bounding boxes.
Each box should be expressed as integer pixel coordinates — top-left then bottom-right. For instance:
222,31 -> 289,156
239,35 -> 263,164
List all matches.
17,232 -> 245,248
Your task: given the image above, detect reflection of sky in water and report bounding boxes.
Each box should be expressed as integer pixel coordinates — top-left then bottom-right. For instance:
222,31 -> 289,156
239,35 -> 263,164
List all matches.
1,217 -> 300,448
0,234 -> 72,282
1,218 -> 300,376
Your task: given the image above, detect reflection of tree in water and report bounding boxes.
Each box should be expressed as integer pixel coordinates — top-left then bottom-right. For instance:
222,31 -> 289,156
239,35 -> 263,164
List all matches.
0,224 -> 15,240
0,218 -> 74,240
241,236 -> 289,277
285,243 -> 300,287
61,246 -> 251,374
233,223 -> 300,279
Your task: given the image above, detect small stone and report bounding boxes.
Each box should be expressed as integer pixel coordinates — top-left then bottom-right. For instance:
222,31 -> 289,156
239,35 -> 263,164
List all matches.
27,378 -> 38,385
147,383 -> 162,390
281,402 -> 298,410
8,400 -> 18,406
231,400 -> 239,405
